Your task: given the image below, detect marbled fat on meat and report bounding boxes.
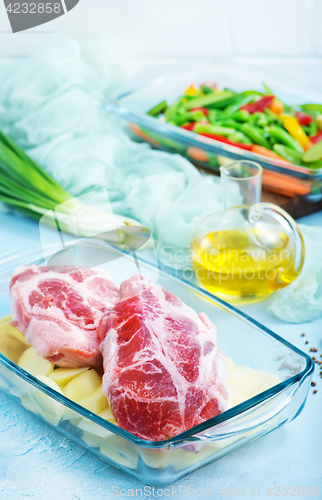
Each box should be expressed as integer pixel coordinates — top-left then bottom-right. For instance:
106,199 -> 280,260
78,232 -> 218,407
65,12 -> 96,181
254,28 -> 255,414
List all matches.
10,265 -> 119,367
99,275 -> 228,441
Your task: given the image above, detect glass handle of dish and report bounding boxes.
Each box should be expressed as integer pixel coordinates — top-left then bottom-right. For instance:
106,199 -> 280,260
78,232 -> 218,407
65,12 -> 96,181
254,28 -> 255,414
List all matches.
248,202 -> 305,287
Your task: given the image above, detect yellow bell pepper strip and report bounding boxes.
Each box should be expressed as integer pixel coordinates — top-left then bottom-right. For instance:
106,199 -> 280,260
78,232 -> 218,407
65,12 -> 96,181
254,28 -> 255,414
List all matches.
184,84 -> 198,97
281,115 -> 311,151
317,115 -> 322,131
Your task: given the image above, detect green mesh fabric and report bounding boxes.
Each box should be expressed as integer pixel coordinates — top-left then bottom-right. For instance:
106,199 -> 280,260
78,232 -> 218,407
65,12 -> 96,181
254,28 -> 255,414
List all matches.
0,35 -> 223,270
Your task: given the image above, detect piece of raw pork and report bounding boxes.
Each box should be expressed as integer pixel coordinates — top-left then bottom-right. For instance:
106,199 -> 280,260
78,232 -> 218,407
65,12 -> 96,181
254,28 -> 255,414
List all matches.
10,265 -> 119,367
99,275 -> 228,441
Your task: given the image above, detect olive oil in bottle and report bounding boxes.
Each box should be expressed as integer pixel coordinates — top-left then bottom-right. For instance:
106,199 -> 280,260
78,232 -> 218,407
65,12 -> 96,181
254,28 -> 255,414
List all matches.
191,227 -> 299,299
191,161 -> 305,300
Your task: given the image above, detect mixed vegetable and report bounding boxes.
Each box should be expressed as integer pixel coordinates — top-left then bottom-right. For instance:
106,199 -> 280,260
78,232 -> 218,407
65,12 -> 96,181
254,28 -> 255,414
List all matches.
147,82 -> 322,170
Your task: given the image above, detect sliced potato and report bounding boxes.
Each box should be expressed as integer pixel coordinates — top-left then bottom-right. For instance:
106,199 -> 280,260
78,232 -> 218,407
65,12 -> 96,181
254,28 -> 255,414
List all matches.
139,448 -> 169,469
228,365 -> 280,402
228,390 -> 246,409
0,314 -> 12,327
78,414 -> 114,448
97,407 -> 115,421
78,385 -> 108,414
81,429 -> 107,448
17,347 -> 54,377
34,375 -> 65,425
0,325 -> 29,363
49,366 -> 89,388
224,356 -> 236,374
63,369 -> 101,401
25,375 -> 65,426
100,436 -> 138,469
0,322 -> 28,344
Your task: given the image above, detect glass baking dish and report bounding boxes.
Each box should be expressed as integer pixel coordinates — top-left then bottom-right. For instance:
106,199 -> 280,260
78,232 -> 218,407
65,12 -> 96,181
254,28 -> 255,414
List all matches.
0,241 -> 314,486
105,63 -> 322,202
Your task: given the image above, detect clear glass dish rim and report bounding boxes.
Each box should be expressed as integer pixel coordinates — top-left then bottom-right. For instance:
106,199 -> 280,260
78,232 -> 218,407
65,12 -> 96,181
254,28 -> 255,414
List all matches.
0,241 -> 314,449
104,64 -> 322,180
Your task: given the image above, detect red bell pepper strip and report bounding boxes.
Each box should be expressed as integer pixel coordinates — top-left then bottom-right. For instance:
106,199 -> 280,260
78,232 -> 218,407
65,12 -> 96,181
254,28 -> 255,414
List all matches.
310,131 -> 322,144
181,122 -> 196,131
197,131 -> 253,151
241,95 -> 275,114
190,106 -> 209,116
295,111 -> 313,126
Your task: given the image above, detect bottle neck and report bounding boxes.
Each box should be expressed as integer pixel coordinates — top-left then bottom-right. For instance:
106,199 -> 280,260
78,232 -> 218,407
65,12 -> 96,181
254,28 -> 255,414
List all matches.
220,163 -> 262,211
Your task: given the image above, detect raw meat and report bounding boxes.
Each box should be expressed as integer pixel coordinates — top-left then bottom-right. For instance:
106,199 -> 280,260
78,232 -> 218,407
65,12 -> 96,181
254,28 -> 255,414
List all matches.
99,275 -> 228,441
10,265 -> 119,368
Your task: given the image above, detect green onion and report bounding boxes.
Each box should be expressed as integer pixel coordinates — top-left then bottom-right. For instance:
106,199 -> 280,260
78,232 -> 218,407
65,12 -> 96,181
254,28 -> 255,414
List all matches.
0,129 -> 147,247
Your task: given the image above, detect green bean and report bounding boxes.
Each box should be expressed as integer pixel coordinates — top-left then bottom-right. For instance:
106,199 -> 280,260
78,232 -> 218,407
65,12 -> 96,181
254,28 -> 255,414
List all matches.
217,119 -> 243,131
182,90 -> 236,111
256,113 -> 268,128
268,126 -> 304,153
300,104 -> 322,114
147,100 -> 168,117
208,109 -> 221,125
306,160 -> 322,170
264,108 -> 282,124
241,90 -> 263,98
273,144 -> 302,164
194,123 -> 236,136
228,132 -> 253,144
172,110 -> 206,126
164,98 -> 182,121
201,85 -> 215,94
241,124 -> 271,149
222,95 -> 257,116
219,110 -> 250,122
308,120 -> 318,137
